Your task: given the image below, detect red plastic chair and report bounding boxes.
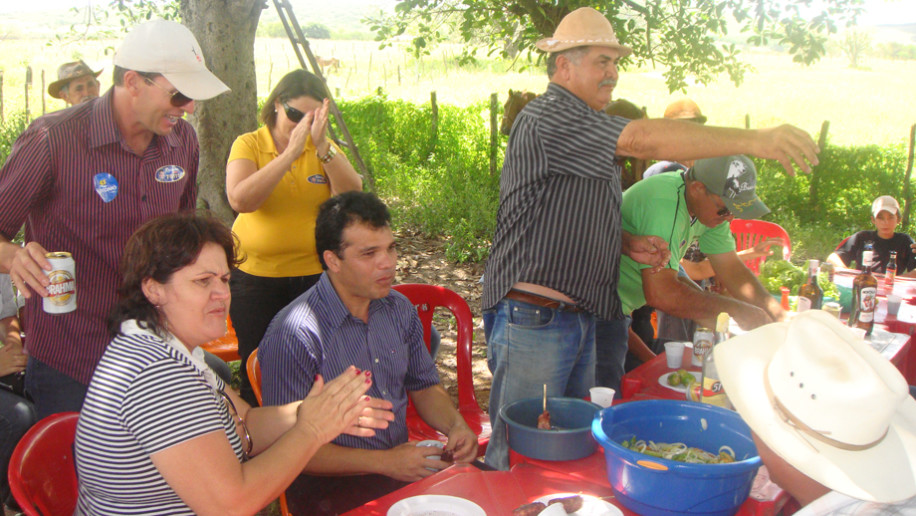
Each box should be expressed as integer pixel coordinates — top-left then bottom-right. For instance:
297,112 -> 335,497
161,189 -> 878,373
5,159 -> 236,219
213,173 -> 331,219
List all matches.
8,412 -> 80,516
729,219 -> 792,275
201,315 -> 241,362
245,349 -> 291,516
393,283 -> 491,456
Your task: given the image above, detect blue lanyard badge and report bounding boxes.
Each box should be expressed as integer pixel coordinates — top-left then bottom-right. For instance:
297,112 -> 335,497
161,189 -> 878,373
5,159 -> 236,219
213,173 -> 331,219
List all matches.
93,173 -> 119,203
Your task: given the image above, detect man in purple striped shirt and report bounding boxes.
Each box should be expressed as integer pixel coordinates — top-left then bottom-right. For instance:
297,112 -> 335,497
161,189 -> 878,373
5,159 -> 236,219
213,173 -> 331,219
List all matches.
0,19 -> 229,419
259,192 -> 478,515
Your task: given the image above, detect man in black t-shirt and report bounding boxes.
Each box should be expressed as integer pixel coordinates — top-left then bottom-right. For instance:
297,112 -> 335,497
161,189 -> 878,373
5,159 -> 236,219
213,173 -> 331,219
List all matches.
827,195 -> 916,274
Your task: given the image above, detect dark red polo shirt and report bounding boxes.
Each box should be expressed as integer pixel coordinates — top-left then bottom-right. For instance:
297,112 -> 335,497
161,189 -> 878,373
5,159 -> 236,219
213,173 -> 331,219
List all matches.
0,88 -> 199,384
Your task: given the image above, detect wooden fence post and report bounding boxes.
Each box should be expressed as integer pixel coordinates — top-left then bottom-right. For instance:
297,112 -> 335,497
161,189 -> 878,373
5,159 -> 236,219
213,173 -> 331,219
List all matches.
809,120 -> 830,209
41,69 -> 46,116
489,92 -> 499,176
25,66 -> 32,121
903,124 -> 915,228
745,114 -> 750,129
427,91 -> 438,158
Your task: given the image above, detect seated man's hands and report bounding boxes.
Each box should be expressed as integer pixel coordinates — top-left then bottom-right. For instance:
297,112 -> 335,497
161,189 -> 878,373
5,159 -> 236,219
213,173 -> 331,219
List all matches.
381,441 -> 448,482
444,421 -> 478,463
343,397 -> 395,437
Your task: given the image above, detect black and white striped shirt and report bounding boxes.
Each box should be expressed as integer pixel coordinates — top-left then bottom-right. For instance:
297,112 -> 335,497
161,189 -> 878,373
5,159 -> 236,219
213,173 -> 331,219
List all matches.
74,322 -> 244,515
483,83 -> 630,320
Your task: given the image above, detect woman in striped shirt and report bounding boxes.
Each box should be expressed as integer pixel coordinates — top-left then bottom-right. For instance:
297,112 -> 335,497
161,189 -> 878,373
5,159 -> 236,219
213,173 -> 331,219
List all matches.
74,212 -> 393,515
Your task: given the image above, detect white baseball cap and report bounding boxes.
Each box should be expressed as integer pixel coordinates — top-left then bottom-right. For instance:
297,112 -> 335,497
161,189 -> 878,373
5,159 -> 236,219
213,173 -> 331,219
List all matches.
872,195 -> 901,218
113,19 -> 229,100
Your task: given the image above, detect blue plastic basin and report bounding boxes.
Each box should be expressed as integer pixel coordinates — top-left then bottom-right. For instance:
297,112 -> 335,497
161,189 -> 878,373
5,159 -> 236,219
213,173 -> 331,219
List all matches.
500,397 -> 600,461
592,400 -> 761,516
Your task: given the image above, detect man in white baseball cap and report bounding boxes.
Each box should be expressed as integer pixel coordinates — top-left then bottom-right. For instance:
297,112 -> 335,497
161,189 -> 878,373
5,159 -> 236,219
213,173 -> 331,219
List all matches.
827,195 -> 916,277
0,18 -> 231,422
716,310 -> 916,514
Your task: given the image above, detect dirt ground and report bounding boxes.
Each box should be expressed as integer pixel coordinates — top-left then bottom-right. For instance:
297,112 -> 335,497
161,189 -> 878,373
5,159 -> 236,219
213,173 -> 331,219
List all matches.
393,228 -> 492,412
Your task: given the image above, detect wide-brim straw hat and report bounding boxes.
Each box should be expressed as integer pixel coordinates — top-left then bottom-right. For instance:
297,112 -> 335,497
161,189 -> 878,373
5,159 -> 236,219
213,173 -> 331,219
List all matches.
715,310 -> 916,503
48,60 -> 103,99
535,7 -> 632,56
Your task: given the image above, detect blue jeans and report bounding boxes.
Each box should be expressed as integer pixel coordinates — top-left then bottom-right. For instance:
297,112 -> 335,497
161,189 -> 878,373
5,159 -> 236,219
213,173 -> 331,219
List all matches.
595,316 -> 631,391
483,298 -> 595,470
25,357 -> 89,420
0,389 -> 36,503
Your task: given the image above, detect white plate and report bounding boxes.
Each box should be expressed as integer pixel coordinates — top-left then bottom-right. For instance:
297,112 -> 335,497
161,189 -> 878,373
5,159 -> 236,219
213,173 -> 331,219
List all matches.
387,495 -> 486,516
658,371 -> 700,393
532,493 -> 623,516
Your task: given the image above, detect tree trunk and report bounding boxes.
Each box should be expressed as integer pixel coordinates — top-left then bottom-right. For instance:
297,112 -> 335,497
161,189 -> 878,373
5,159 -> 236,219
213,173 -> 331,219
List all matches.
180,0 -> 265,226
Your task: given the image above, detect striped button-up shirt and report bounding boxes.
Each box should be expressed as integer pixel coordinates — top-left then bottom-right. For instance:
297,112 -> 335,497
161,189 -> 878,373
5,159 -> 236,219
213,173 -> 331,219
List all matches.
259,273 -> 440,450
483,83 -> 630,320
0,88 -> 199,384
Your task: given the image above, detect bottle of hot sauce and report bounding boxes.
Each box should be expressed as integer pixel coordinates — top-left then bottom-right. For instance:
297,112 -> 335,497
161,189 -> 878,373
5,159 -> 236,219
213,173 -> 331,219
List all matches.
849,263 -> 878,336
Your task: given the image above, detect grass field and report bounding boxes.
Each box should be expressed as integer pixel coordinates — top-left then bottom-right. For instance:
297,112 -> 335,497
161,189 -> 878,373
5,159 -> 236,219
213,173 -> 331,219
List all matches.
1,36 -> 915,146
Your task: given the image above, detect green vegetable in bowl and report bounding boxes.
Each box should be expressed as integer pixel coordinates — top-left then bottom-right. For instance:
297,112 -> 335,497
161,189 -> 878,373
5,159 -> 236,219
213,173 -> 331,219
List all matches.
758,259 -> 839,301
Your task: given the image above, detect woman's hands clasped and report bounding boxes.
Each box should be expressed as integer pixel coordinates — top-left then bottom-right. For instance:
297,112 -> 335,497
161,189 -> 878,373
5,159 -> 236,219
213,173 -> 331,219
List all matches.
282,98 -> 332,160
294,366 -> 394,445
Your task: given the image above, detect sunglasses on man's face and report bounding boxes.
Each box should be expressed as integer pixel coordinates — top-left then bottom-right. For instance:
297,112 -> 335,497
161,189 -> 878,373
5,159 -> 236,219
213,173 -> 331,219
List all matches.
144,77 -> 193,108
282,102 -> 306,123
716,205 -> 732,217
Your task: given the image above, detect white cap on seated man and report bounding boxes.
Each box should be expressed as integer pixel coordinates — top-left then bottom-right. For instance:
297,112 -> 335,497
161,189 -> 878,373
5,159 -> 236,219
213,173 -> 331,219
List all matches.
716,310 -> 916,514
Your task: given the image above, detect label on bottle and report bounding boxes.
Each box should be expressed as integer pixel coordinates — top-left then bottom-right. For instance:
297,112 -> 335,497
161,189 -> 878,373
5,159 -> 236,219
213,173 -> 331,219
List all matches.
885,270 -> 896,289
701,376 -> 729,407
797,297 -> 812,312
862,250 -> 874,268
858,287 -> 877,323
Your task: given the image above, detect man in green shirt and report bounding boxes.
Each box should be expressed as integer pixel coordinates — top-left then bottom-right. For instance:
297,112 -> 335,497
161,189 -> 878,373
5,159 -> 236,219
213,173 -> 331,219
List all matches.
604,156 -> 786,382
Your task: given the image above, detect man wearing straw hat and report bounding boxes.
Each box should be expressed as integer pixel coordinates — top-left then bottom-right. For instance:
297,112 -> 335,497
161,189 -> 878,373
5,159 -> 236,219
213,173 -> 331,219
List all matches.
48,60 -> 103,107
716,310 -> 916,513
482,6 -> 821,470
0,19 -> 230,420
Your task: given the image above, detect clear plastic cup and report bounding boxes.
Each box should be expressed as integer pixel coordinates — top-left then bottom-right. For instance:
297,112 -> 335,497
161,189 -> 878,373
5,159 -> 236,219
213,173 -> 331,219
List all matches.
589,386 -> 616,408
664,341 -> 686,369
887,294 -> 902,317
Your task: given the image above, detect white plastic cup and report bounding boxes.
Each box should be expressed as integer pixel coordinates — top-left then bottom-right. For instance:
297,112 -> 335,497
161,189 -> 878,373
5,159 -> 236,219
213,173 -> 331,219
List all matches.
589,386 -> 616,408
887,294 -> 902,317
416,440 -> 445,471
664,341 -> 686,369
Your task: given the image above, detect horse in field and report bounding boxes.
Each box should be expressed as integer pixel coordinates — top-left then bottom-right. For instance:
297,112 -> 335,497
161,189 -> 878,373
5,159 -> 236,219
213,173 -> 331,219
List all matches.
500,89 -> 647,135
316,56 -> 341,75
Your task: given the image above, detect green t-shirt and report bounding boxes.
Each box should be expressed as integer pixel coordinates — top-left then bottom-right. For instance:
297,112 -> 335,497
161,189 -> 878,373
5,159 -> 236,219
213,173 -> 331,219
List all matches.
618,172 -> 736,315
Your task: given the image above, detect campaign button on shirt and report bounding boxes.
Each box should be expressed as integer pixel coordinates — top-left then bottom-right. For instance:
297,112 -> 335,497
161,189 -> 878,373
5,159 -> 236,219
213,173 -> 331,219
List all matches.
307,174 -> 328,184
93,173 -> 119,203
155,165 -> 186,183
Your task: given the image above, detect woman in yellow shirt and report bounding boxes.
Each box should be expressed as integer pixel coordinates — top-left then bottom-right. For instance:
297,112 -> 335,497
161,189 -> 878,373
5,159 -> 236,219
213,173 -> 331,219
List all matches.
226,70 -> 362,404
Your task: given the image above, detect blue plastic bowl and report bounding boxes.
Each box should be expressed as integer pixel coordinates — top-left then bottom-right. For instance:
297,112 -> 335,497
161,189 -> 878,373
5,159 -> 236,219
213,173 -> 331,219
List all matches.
500,397 -> 601,461
592,400 -> 761,516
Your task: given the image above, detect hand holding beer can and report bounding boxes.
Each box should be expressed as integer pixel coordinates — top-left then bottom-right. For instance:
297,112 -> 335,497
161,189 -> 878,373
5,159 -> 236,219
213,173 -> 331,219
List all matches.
43,252 -> 76,314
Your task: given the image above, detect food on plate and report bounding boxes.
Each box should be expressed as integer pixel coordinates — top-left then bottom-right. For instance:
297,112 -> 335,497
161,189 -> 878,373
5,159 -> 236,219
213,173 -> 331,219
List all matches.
439,448 -> 454,463
537,409 -> 552,430
512,501 -> 546,515
666,369 -> 696,386
548,495 -> 584,513
620,437 -> 736,464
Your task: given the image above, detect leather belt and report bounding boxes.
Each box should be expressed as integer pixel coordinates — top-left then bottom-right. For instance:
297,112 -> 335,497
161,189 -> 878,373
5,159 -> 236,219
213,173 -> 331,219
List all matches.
505,289 -> 583,312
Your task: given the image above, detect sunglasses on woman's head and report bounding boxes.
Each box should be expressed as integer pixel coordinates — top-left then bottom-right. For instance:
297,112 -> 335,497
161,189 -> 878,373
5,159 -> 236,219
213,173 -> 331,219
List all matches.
143,77 -> 193,108
282,102 -> 306,123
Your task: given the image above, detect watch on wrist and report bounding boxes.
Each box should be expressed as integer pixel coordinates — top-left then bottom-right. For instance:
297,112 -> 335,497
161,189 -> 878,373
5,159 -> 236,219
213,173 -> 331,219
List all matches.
318,145 -> 337,164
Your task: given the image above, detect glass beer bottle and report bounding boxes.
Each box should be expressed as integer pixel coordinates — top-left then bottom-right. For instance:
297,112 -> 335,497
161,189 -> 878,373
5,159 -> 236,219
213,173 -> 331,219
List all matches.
700,313 -> 734,409
884,251 -> 897,292
849,263 -> 878,336
797,259 -> 823,311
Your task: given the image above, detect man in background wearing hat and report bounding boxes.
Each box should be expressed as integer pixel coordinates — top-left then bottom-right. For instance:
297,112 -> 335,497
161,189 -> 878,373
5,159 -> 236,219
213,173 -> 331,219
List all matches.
642,98 -> 707,179
48,60 -> 102,107
0,19 -> 229,419
603,156 -> 786,388
482,5 -> 820,469
827,195 -> 916,276
716,310 -> 916,513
